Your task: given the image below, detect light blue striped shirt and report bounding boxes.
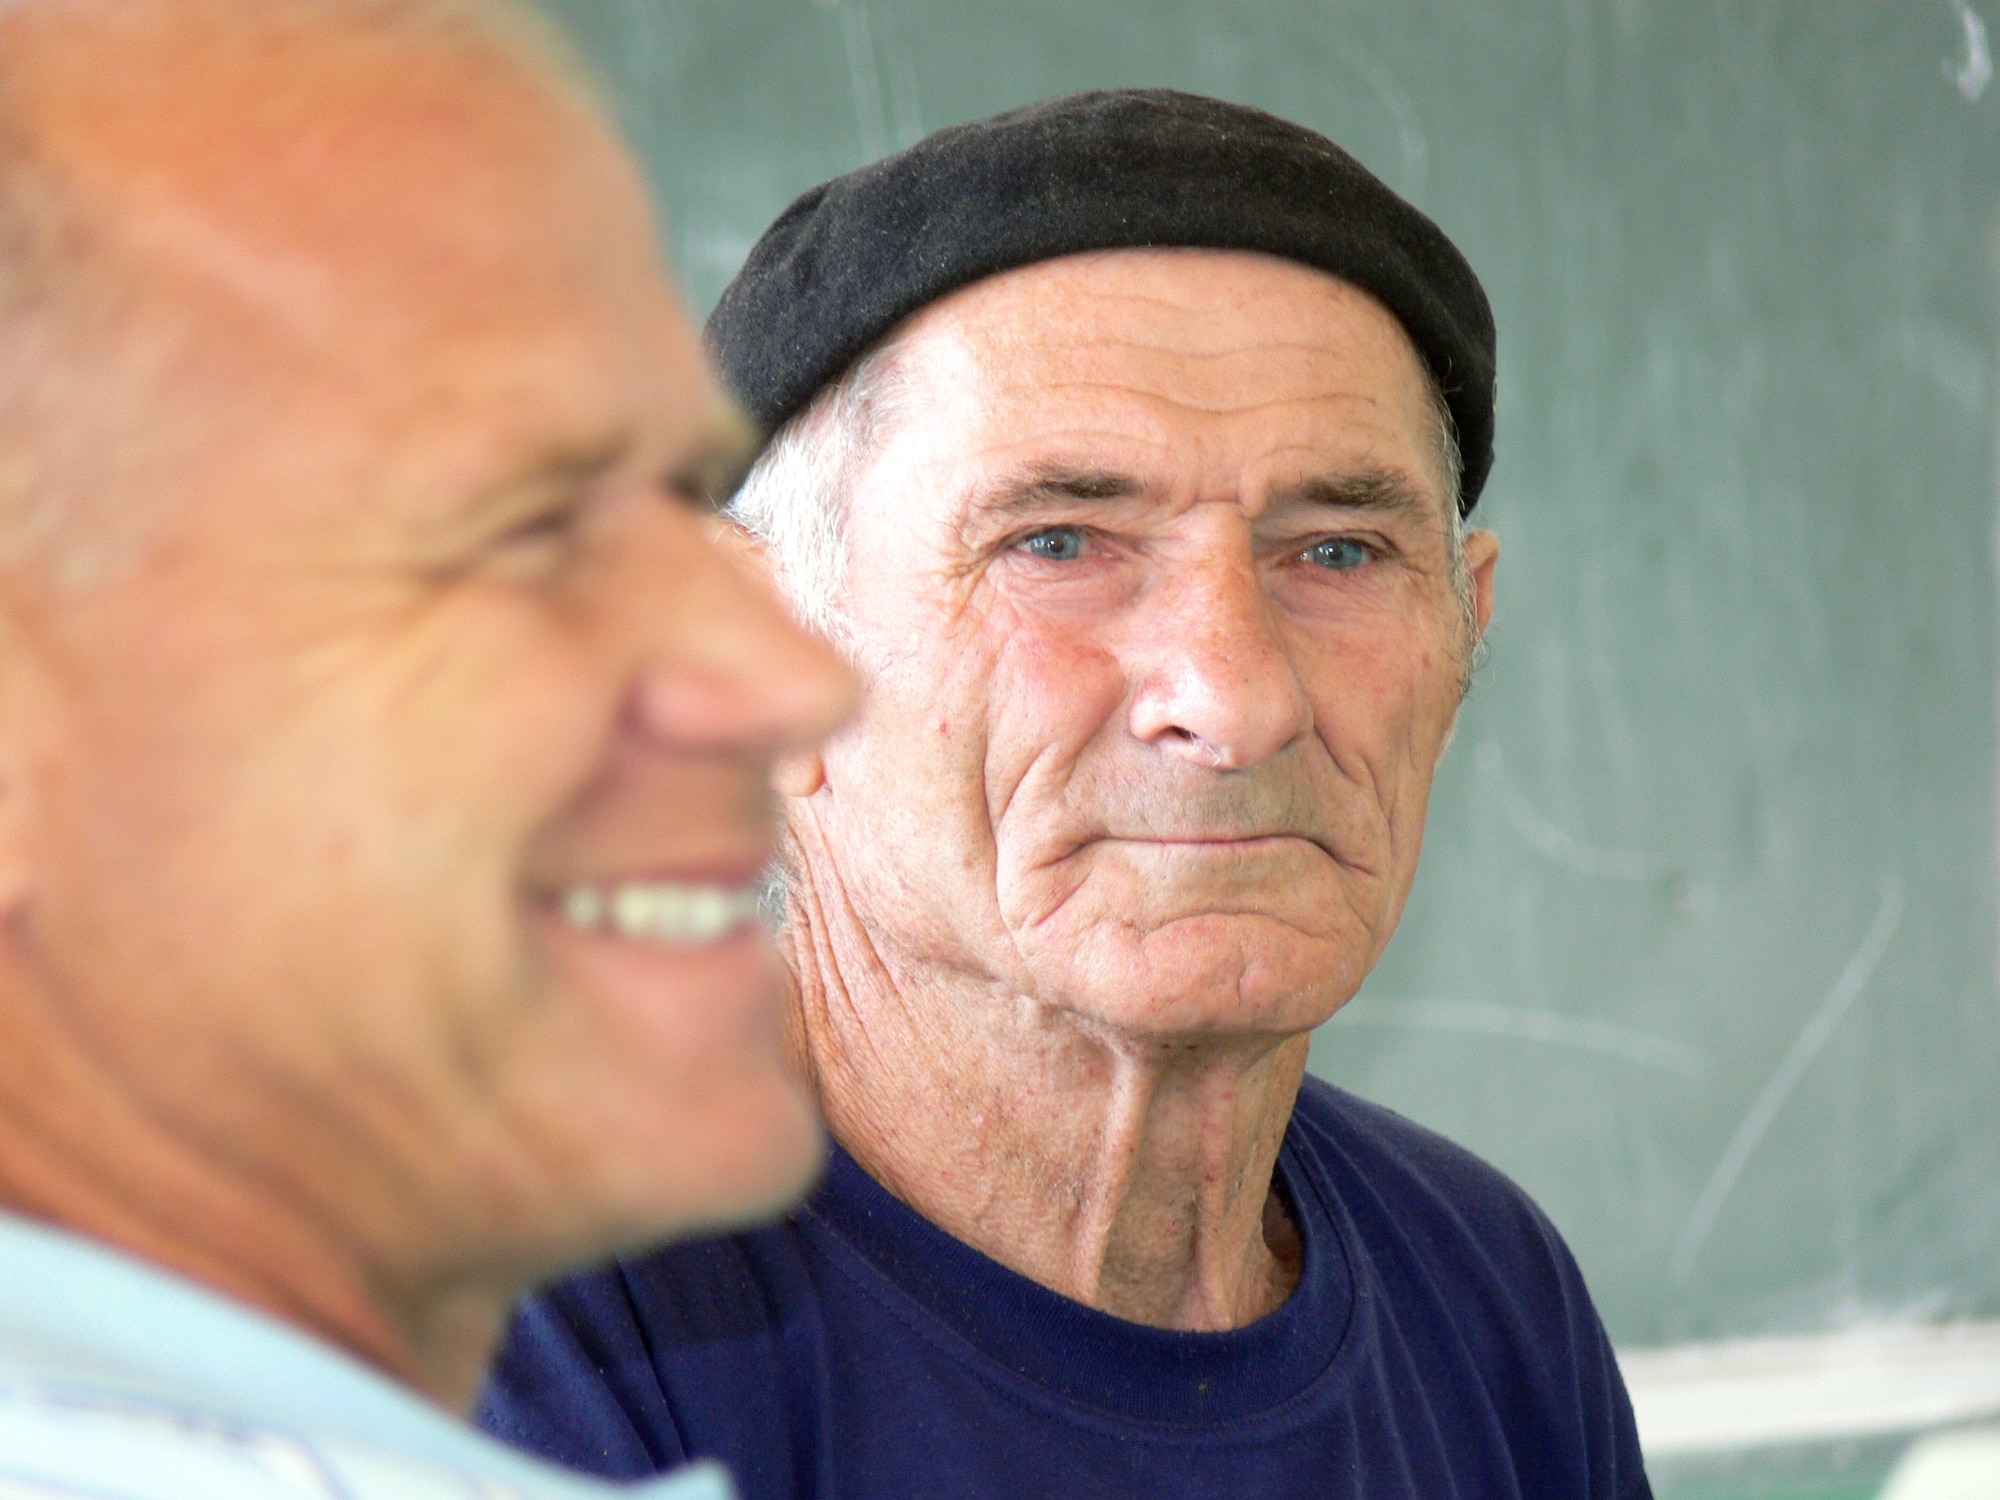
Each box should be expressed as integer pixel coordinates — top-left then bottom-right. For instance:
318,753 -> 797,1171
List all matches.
0,1210 -> 731,1500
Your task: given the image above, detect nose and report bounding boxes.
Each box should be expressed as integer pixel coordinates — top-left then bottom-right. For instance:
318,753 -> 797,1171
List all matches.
1126,549 -> 1313,771
620,505 -> 858,755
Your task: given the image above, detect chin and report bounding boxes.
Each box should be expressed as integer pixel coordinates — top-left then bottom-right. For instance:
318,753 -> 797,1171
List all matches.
649,1063 -> 828,1238
1075,990 -> 1344,1042
526,915 -> 827,1240
1051,916 -> 1365,1039
514,1053 -> 825,1271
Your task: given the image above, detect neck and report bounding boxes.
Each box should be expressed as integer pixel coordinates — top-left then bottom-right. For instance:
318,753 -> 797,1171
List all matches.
783,868 -> 1309,1332
0,960 -> 509,1413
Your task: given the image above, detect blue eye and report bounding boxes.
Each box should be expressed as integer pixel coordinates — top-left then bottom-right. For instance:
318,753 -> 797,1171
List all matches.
1305,537 -> 1373,571
1021,526 -> 1085,561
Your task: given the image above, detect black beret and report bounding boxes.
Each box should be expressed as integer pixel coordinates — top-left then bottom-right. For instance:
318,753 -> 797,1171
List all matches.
707,88 -> 1497,513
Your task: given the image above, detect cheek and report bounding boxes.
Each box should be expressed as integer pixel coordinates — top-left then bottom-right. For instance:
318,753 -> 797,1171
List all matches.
41,586 -> 615,1035
814,633 -> 983,916
1297,618 -> 1461,826
385,592 -> 616,860
212,588 -> 617,950
815,606 -> 1127,944
981,615 -> 1128,820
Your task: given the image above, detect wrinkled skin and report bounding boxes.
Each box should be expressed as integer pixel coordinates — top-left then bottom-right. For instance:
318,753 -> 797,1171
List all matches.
782,248 -> 1497,1329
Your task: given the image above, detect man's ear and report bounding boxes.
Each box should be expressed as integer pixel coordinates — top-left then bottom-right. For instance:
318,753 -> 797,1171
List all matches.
1465,528 -> 1500,638
773,747 -> 827,800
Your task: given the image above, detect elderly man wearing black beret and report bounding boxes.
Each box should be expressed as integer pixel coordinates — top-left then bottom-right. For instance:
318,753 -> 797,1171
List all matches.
484,90 -> 1652,1500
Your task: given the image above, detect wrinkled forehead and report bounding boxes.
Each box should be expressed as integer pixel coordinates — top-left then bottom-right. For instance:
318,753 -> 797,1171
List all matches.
878,248 -> 1444,506
8,4 -> 675,376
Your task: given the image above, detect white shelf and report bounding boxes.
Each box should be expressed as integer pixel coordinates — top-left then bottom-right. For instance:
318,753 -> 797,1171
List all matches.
1620,1323 -> 2000,1458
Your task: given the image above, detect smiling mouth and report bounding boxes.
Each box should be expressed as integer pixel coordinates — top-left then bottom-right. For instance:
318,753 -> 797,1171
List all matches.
554,880 -> 767,946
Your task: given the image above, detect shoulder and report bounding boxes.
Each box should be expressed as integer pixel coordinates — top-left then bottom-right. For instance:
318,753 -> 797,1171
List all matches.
480,1255 -> 680,1480
480,1224 -> 811,1481
1288,1074 -> 1595,1324
0,1369 -> 735,1500
1288,1078 -> 1648,1497
1291,1074 -> 1517,1187
1289,1074 -> 1573,1266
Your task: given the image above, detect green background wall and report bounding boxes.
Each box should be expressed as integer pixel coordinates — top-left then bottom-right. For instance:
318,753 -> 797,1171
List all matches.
544,0 -> 2000,1367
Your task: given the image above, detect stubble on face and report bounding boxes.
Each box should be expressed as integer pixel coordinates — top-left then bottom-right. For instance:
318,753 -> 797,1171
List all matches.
805,249 -> 1489,1043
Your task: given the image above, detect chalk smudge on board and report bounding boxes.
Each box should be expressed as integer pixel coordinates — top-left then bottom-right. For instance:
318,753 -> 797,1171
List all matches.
1336,996 -> 1710,1081
1949,1 -> 1992,102
833,1 -> 890,164
1478,740 -> 1673,881
823,0 -> 924,163
1332,39 -> 1429,207
1669,875 -> 1906,1286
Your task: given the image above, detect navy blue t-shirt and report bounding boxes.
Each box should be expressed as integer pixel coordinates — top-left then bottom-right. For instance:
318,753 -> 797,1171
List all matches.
481,1078 -> 1650,1499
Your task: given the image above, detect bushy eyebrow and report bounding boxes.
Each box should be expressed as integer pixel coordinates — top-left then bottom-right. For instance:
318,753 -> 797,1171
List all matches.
470,436 -> 632,525
976,465 -> 1144,515
1273,469 -> 1436,519
671,406 -> 761,511
541,439 -> 634,490
399,437 -> 631,576
971,463 -> 1440,521
473,406 -> 755,529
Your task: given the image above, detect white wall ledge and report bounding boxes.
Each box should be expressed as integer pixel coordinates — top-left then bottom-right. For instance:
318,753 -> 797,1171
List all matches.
1621,1323 -> 2000,1458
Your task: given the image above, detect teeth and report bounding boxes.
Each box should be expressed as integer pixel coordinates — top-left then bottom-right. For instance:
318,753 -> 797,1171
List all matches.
561,887 -> 604,928
558,880 -> 764,945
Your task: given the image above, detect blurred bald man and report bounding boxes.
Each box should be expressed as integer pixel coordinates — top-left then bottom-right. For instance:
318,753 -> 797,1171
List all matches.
0,3 -> 851,1498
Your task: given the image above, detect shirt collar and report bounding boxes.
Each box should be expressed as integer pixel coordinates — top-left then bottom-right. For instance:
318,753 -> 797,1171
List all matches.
0,1209 -> 723,1497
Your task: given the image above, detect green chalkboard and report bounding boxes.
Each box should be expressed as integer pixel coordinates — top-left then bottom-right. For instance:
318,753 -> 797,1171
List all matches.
543,0 -> 2000,1358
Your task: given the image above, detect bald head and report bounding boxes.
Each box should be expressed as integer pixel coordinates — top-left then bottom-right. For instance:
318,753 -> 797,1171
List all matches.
0,0 -> 600,580
0,0 -> 857,1408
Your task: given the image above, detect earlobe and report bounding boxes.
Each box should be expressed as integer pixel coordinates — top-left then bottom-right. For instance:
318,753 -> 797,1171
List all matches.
1466,528 -> 1500,637
772,748 -> 827,800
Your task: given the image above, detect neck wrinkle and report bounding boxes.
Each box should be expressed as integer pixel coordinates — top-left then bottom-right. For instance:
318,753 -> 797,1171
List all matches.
778,831 -> 1311,1334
